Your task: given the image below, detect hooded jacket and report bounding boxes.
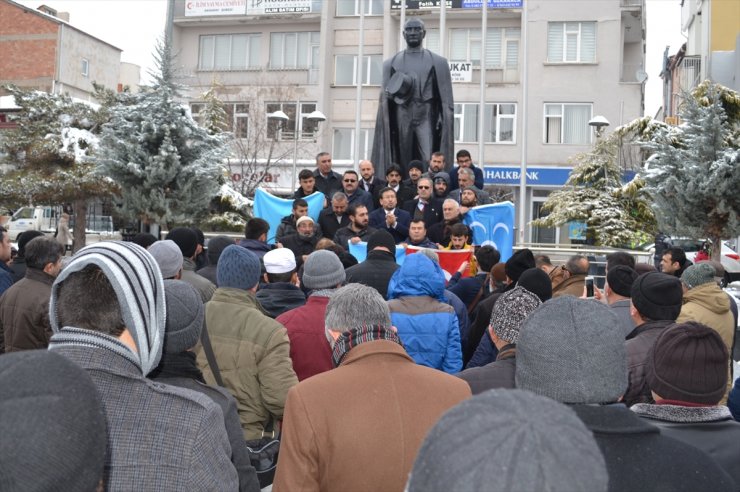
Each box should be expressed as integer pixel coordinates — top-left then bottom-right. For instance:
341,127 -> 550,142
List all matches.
387,254 -> 462,373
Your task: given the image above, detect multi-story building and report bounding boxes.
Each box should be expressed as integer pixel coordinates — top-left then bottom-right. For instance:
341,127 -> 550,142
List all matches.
661,0 -> 739,122
172,0 -> 644,244
0,0 -> 133,101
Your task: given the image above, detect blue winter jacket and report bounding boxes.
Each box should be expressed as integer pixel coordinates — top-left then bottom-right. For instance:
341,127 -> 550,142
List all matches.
386,254 -> 463,373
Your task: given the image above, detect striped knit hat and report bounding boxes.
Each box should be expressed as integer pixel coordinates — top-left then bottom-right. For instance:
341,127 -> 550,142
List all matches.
49,241 -> 166,375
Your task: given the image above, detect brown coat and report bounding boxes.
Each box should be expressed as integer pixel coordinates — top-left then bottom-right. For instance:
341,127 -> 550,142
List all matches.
552,273 -> 586,298
0,268 -> 54,353
272,340 -> 471,492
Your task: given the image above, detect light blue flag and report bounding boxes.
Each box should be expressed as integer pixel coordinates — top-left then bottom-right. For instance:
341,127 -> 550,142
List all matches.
347,241 -> 407,265
463,202 -> 515,262
253,188 -> 324,244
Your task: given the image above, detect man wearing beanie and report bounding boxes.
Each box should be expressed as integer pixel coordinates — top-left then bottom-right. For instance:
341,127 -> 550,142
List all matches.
277,250 -> 346,381
407,389 -> 609,492
148,239 -> 183,279
281,216 -> 320,268
457,286 -> 541,394
150,280 -> 260,492
333,203 -> 377,248
624,271 -> 683,406
196,245 -> 298,441
47,242 -> 238,490
464,248 -> 536,366
605,265 -> 639,337
345,229 -> 400,299
632,322 -> 740,485
256,248 -> 306,318
387,253 -> 462,373
197,235 -> 235,285
552,254 -> 590,298
166,227 -> 216,302
273,284 -> 470,492
515,296 -> 736,492
9,229 -> 44,282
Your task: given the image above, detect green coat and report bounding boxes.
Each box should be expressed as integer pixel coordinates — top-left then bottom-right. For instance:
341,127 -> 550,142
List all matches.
197,288 -> 298,440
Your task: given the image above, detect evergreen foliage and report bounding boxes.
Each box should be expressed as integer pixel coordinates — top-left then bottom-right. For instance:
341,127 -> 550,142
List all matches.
94,41 -> 226,227
199,84 -> 229,135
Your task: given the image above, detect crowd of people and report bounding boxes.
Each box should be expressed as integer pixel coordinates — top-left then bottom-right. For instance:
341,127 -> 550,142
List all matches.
1,151 -> 739,491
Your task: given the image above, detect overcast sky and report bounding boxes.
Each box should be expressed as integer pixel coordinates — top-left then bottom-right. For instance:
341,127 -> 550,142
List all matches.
17,0 -> 685,117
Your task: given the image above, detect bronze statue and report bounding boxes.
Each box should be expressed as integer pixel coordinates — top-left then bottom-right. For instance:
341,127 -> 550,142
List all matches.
371,18 -> 455,178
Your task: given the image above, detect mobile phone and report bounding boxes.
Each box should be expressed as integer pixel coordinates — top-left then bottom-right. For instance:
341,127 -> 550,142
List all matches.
585,276 -> 594,298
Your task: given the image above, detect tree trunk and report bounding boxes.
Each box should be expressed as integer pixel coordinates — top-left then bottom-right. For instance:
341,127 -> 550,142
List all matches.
709,234 -> 722,261
72,199 -> 87,253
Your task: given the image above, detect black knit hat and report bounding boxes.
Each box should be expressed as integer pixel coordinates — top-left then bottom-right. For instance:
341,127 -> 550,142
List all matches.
206,236 -> 235,264
505,249 -> 536,283
408,160 -> 424,172
630,272 -> 683,321
607,265 -> 638,298
647,322 -> 728,404
167,227 -> 199,258
368,229 -> 396,255
517,267 -> 553,302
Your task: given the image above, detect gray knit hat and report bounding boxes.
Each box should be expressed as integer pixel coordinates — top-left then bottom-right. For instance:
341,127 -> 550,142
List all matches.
490,286 -> 541,344
148,240 -> 183,279
407,389 -> 608,492
163,280 -> 204,354
49,242 -> 167,376
302,250 -> 346,289
516,296 -> 628,404
681,262 -> 716,289
217,244 -> 261,291
0,350 -> 107,492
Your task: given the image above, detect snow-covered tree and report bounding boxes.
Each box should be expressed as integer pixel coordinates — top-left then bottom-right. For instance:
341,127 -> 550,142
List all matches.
198,84 -> 229,135
533,136 -> 657,247
0,85 -> 117,250
642,81 -> 740,259
94,41 -> 227,230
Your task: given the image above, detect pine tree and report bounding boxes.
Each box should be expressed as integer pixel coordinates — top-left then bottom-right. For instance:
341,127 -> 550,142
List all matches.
533,136 -> 657,247
94,40 -> 227,229
642,82 -> 740,258
199,84 -> 229,135
0,85 -> 116,250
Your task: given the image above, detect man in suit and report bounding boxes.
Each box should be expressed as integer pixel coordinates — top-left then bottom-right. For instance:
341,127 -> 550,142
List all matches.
318,192 -> 350,241
273,283 -> 470,492
369,187 -> 411,244
402,176 -> 442,229
378,164 -> 415,206
359,160 -> 386,197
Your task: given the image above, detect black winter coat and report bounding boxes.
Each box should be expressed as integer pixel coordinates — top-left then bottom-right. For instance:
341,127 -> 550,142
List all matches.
344,250 -> 399,299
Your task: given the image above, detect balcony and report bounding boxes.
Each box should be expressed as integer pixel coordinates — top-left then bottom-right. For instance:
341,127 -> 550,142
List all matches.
676,55 -> 701,92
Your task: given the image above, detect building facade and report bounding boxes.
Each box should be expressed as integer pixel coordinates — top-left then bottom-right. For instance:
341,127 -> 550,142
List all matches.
172,0 -> 644,244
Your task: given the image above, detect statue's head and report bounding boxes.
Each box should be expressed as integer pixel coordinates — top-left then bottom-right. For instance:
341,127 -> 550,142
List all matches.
403,18 -> 426,49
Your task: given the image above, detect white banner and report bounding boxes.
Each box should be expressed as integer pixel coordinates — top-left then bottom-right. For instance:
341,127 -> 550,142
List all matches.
449,62 -> 473,82
185,0 -> 247,16
246,0 -> 312,14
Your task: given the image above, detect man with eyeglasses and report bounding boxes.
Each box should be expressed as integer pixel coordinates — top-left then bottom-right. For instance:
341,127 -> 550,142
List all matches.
369,187 -> 411,244
401,177 -> 442,229
341,170 -> 374,212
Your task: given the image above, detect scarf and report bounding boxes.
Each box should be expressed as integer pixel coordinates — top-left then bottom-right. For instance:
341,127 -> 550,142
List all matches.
49,326 -> 141,371
331,324 -> 404,368
149,351 -> 204,382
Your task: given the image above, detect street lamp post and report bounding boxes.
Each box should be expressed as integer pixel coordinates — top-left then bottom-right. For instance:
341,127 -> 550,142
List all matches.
588,115 -> 610,184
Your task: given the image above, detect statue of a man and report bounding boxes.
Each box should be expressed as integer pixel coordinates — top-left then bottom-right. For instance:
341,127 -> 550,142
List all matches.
371,18 -> 454,178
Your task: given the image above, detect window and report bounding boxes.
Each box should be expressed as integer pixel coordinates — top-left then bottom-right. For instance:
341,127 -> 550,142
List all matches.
448,27 -> 520,68
334,55 -> 382,85
454,103 -> 517,143
270,32 -> 320,69
543,103 -> 592,144
336,0 -> 382,16
199,34 -> 261,70
547,22 -> 596,63
81,58 -> 89,77
424,29 -> 440,54
191,102 -> 249,139
333,128 -> 374,160
266,102 -> 320,140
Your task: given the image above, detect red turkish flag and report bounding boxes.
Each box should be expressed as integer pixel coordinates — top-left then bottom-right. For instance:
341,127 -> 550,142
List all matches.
406,246 -> 473,281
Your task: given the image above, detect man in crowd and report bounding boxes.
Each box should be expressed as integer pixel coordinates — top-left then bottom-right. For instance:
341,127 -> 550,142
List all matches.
403,160 -> 425,189
341,170 -> 374,212
277,250 -> 346,381
552,255 -> 590,298
256,248 -> 305,318
402,176 -> 442,229
516,296 -> 736,491
447,245 -> 500,308
624,271 -> 683,406
369,187 -> 411,244
428,199 -> 463,247
293,169 -> 319,200
534,253 -> 568,291
662,246 -> 692,277
605,265 -> 639,337
282,216 -> 320,268
0,236 -> 64,353
449,149 -> 484,190
313,152 -> 342,198
334,203 -> 377,247
276,198 -> 322,243
166,227 -> 216,302
432,172 -> 450,200
448,167 -> 490,205
359,159 -> 385,196
9,230 -> 44,283
0,226 -> 13,296
196,236 -> 234,285
240,218 -> 274,257
148,240 -> 183,280
428,151 -> 446,176
458,187 -> 479,215
48,242 -> 239,489
345,230 -> 399,299
380,164 -> 415,205
404,219 -> 437,249
273,283 -> 471,492
197,245 -> 298,440
318,192 -> 350,241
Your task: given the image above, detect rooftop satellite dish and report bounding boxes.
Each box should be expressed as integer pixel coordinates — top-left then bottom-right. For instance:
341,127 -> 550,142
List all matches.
636,69 -> 648,83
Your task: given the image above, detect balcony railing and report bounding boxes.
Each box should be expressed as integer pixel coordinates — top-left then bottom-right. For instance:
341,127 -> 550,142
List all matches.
676,55 -> 701,92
